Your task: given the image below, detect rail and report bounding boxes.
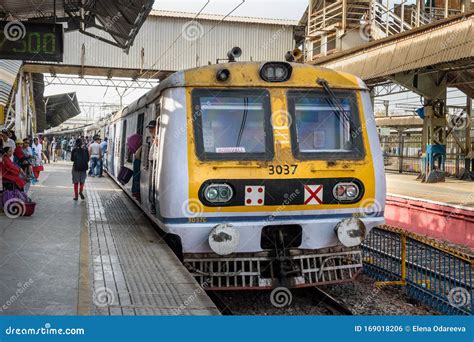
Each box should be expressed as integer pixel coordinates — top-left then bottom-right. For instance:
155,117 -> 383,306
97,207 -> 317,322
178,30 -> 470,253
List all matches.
371,1 -> 412,36
410,8 -> 433,27
309,0 -> 344,34
362,225 -> 473,315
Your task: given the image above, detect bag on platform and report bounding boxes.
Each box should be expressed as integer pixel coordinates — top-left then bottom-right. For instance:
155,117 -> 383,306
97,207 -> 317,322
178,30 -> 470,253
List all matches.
118,166 -> 133,185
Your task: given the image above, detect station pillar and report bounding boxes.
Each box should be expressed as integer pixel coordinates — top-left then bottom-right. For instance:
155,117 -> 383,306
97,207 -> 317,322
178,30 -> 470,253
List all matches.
420,102 -> 447,183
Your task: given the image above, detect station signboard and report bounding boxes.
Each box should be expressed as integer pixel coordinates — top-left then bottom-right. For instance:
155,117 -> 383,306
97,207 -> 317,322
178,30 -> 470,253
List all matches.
0,21 -> 63,62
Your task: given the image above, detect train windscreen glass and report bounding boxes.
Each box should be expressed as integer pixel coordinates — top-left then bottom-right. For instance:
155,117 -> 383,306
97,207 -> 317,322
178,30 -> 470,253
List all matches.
287,90 -> 364,160
192,89 -> 273,160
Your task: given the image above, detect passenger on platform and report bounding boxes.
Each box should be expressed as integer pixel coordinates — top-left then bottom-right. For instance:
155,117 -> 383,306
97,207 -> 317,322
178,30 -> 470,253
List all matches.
21,138 -> 36,183
99,137 -> 108,177
1,146 -> 28,192
43,136 -> 51,164
61,137 -> 68,160
71,138 -> 89,201
1,129 -> 16,161
52,137 -> 59,162
32,137 -> 43,166
88,136 -> 102,177
68,137 -> 75,160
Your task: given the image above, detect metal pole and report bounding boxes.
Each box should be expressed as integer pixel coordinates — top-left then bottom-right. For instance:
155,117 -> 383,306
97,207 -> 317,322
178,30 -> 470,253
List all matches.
444,0 -> 449,18
416,0 -> 420,27
342,0 -> 347,32
401,2 -> 405,31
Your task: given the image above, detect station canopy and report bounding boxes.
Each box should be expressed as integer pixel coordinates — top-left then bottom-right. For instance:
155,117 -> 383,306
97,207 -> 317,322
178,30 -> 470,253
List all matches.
0,0 -> 154,50
44,92 -> 81,129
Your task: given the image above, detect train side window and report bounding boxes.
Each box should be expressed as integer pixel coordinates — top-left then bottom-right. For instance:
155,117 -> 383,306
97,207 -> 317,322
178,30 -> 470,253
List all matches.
120,120 -> 127,166
137,112 -> 144,136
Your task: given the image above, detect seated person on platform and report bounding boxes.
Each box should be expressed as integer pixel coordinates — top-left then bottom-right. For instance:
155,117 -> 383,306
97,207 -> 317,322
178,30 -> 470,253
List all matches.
2,146 -> 27,191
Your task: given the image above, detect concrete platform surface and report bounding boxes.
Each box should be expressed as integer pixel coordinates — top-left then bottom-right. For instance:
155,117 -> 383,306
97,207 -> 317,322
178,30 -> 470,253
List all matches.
386,172 -> 474,208
0,162 -> 219,316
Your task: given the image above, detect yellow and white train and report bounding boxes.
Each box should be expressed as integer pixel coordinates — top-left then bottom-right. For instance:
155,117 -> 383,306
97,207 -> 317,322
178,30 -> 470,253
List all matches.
96,53 -> 386,290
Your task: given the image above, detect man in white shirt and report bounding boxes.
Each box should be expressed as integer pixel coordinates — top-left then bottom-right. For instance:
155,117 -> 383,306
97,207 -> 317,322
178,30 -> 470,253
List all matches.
32,137 -> 43,166
88,136 -> 102,177
1,129 -> 16,161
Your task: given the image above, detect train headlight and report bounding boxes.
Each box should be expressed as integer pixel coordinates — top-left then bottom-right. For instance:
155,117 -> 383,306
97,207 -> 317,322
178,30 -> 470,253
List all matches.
335,218 -> 366,247
209,224 -> 240,255
216,68 -> 230,82
204,183 -> 234,203
333,182 -> 360,201
259,62 -> 292,82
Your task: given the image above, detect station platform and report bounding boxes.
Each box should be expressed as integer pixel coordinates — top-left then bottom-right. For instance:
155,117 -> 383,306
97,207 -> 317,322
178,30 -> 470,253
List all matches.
0,162 -> 219,316
385,172 -> 474,249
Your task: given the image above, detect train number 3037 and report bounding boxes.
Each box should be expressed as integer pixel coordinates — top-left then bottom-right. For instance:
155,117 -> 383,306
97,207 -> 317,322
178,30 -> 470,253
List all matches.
268,164 -> 298,175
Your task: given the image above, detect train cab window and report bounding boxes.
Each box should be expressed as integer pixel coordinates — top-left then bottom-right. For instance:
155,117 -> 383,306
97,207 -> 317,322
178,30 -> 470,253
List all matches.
192,89 -> 274,160
287,90 -> 364,160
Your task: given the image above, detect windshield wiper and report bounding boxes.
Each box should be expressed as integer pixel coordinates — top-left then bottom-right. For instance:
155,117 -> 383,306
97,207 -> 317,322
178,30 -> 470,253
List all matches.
316,78 -> 356,139
236,97 -> 249,147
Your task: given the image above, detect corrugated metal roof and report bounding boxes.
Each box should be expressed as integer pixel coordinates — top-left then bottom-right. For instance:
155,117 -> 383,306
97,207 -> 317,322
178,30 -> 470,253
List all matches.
25,13 -> 296,75
311,12 -> 474,82
0,60 -> 21,107
149,10 -> 299,26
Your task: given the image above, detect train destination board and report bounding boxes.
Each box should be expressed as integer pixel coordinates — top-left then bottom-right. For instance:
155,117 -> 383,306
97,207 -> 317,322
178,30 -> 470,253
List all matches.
0,21 -> 63,62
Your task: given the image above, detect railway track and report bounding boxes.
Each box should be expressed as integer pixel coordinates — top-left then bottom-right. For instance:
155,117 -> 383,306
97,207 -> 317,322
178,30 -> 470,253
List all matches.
309,287 -> 353,315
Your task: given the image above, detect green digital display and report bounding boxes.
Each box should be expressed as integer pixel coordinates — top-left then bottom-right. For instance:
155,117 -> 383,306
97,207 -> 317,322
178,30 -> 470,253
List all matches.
0,21 -> 63,62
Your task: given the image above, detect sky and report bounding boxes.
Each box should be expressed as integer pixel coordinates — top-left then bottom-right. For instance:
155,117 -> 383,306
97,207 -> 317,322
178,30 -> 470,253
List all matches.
44,0 -> 308,120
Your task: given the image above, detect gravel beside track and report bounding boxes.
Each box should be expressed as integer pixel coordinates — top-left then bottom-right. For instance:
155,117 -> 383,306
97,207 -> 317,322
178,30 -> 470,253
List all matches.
211,274 -> 437,315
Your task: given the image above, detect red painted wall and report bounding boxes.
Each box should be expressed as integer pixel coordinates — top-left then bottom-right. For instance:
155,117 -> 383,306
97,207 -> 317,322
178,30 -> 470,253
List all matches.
385,195 -> 474,248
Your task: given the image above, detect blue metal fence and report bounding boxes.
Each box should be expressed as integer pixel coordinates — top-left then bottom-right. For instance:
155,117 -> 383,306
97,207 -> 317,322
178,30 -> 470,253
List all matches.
362,226 -> 473,315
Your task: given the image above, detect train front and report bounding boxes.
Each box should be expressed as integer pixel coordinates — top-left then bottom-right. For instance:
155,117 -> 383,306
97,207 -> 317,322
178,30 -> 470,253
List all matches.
165,61 -> 386,289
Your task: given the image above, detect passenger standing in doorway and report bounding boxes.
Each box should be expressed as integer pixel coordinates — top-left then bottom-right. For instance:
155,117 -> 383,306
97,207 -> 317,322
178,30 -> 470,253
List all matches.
147,120 -> 159,214
99,137 -> 108,177
71,138 -> 89,201
88,136 -> 102,177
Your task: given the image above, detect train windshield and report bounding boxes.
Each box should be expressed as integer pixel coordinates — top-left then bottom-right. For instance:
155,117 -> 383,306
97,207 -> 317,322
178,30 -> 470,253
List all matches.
192,89 -> 274,160
287,90 -> 365,160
